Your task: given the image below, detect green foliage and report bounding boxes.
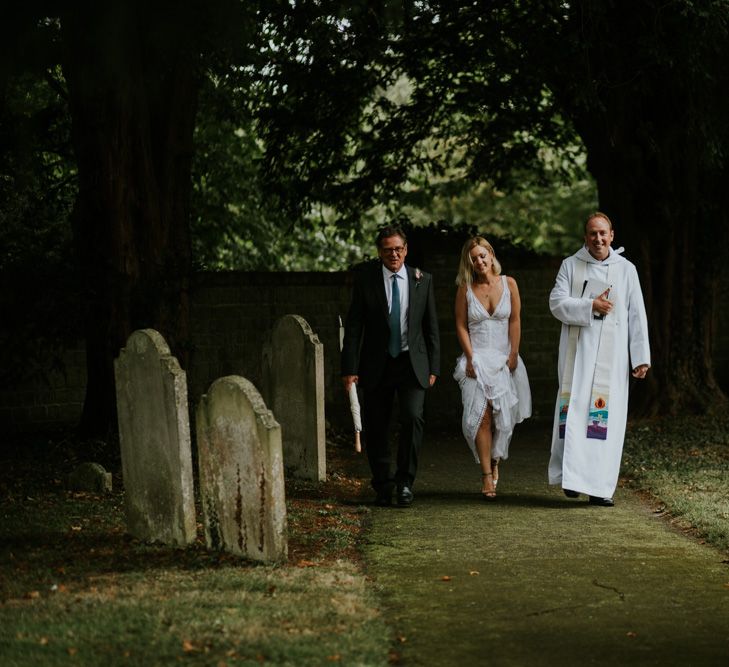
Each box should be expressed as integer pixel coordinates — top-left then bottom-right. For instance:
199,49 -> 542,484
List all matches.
0,66 -> 75,273
398,175 -> 595,257
1,1 -> 600,283
190,73 -> 372,270
5,1 -> 729,274
252,1 -> 597,258
0,63 -> 82,385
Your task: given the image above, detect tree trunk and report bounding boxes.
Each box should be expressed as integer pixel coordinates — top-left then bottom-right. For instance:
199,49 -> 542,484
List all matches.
553,2 -> 729,415
60,2 -> 199,438
578,123 -> 726,415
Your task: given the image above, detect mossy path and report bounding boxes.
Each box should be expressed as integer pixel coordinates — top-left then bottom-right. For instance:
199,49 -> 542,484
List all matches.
363,422 -> 729,666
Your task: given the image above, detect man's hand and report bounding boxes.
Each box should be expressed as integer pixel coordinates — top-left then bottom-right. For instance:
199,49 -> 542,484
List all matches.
342,375 -> 358,392
632,364 -> 650,379
592,289 -> 613,317
429,374 -> 437,387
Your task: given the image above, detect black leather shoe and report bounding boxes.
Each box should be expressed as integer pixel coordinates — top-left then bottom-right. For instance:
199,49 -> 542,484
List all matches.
563,489 -> 580,498
396,486 -> 414,507
588,496 -> 614,507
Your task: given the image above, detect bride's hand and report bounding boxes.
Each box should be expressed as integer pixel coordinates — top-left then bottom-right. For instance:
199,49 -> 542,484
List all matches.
466,359 -> 476,378
507,353 -> 518,372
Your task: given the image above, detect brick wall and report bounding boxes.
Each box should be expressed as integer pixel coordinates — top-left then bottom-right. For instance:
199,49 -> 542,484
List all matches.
0,241 -> 563,435
187,270 -> 355,429
0,347 -> 87,432
418,236 -> 562,428
5,230 -> 727,435
186,256 -> 562,435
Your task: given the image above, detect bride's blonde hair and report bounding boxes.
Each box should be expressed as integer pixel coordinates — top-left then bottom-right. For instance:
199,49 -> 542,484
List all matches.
455,236 -> 502,286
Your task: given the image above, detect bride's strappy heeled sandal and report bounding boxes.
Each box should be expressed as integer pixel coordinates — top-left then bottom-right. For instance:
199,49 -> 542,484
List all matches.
481,472 -> 496,500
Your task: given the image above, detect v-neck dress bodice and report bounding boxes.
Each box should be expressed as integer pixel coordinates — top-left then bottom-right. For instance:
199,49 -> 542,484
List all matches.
453,276 -> 532,462
467,278 -> 511,349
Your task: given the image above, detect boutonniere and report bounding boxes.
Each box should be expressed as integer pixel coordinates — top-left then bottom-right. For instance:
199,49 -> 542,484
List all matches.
414,268 -> 423,286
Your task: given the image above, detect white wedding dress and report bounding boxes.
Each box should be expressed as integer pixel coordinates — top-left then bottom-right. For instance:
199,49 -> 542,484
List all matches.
453,276 -> 532,462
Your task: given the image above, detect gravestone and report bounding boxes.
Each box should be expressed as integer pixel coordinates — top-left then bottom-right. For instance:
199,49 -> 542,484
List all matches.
114,329 -> 196,545
262,314 -> 326,481
196,375 -> 287,562
67,462 -> 112,493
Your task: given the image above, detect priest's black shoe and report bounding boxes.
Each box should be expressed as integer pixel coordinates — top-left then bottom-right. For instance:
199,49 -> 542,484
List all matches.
588,496 -> 614,507
396,486 -> 414,507
563,489 -> 580,498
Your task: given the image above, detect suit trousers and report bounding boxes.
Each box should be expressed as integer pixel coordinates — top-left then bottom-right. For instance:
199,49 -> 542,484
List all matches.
361,351 -> 425,492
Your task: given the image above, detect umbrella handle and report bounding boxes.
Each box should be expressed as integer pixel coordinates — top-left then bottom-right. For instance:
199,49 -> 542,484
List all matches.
354,431 -> 361,453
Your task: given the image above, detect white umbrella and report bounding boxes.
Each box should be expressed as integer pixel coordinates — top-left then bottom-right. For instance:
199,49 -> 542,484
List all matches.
339,316 -> 362,453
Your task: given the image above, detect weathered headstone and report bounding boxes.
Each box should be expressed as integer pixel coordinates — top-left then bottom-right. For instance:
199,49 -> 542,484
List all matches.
67,462 -> 112,493
114,329 -> 196,545
262,314 -> 326,481
196,375 -> 287,562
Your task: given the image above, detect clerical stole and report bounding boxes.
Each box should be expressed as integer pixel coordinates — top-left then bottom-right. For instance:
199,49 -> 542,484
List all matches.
558,261 -> 616,440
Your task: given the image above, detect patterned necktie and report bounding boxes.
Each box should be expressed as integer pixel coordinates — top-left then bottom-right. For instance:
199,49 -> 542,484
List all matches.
388,275 -> 401,358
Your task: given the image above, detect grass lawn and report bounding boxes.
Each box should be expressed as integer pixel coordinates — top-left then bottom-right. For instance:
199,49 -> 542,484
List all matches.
623,413 -> 729,555
3,414 -> 728,666
0,431 -> 389,667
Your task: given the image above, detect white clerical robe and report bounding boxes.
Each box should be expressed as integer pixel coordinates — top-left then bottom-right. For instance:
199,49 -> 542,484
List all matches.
548,246 -> 650,498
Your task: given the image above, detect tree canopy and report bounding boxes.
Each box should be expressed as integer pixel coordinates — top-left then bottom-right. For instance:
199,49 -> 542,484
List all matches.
254,0 -> 729,412
2,0 -> 728,436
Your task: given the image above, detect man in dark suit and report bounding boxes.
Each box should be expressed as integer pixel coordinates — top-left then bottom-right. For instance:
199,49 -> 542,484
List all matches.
341,225 -> 440,507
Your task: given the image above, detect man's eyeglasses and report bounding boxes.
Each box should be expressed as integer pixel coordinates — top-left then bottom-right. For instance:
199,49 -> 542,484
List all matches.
381,246 -> 405,255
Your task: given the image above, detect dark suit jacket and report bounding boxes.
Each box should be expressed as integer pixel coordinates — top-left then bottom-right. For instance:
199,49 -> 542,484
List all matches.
341,261 -> 440,389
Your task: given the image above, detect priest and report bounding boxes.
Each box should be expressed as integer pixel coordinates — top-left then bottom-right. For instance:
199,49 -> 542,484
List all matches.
548,212 -> 651,506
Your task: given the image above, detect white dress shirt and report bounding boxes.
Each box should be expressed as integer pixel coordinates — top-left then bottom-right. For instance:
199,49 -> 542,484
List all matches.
382,264 -> 409,351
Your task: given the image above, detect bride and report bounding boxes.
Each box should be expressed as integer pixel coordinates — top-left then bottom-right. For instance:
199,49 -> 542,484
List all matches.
453,237 -> 532,499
